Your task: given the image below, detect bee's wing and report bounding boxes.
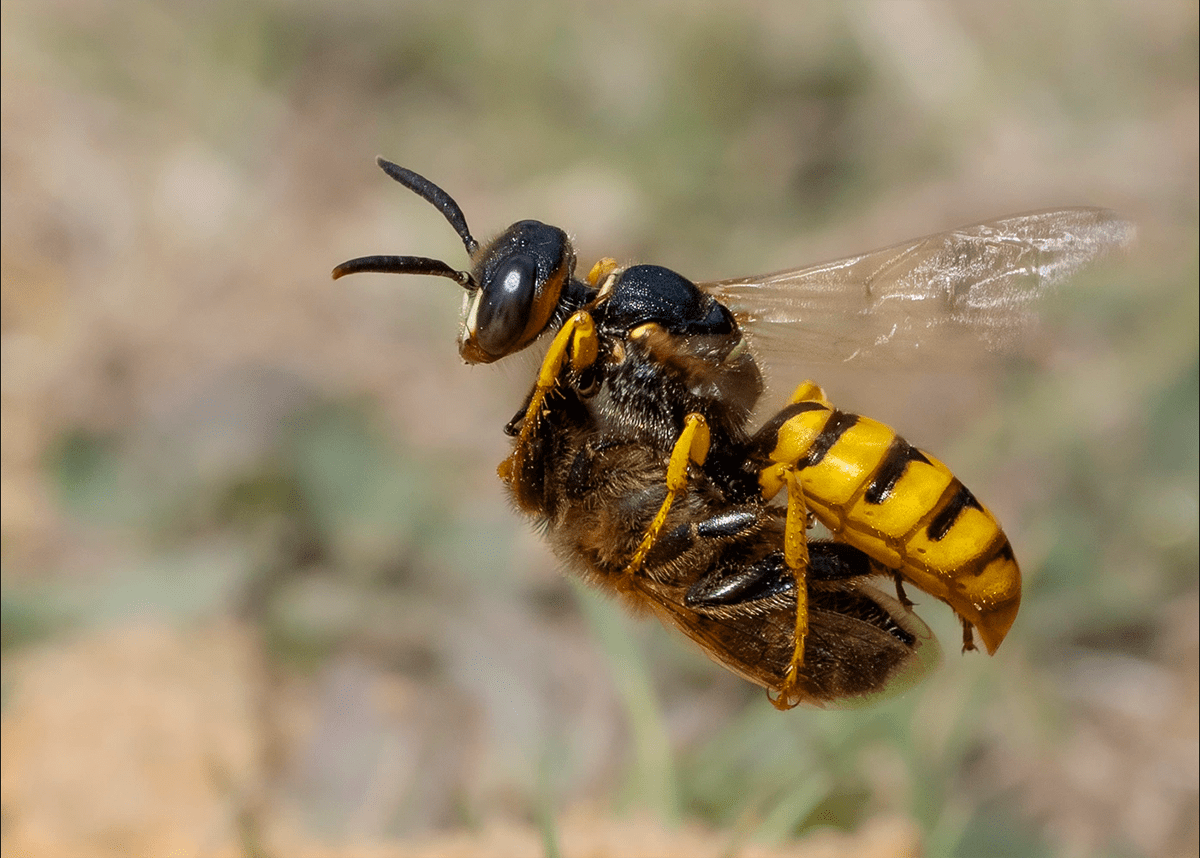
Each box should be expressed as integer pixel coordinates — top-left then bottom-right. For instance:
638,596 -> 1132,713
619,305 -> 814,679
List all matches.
703,208 -> 1135,367
639,574 -> 940,708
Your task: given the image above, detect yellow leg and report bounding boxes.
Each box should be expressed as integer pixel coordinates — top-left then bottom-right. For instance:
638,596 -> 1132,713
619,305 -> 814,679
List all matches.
769,466 -> 812,711
622,413 -> 711,576
758,387 -> 827,707
498,311 -> 598,485
586,257 -> 620,286
787,380 -> 830,406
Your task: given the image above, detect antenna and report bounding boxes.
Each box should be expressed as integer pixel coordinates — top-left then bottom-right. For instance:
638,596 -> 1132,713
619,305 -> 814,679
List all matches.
331,254 -> 475,287
375,158 -> 479,256
331,160 -> 481,288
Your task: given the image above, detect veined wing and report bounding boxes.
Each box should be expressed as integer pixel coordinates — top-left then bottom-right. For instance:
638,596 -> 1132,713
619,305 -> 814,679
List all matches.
704,208 -> 1135,367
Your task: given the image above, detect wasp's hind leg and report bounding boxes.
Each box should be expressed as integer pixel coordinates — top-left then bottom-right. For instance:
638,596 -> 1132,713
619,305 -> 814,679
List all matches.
621,413 -> 711,576
960,615 -> 978,653
750,380 -> 833,709
787,380 -> 832,407
756,465 -> 813,710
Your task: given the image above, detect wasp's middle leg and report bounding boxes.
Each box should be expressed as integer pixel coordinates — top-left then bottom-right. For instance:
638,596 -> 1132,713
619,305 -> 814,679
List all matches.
621,412 -> 712,576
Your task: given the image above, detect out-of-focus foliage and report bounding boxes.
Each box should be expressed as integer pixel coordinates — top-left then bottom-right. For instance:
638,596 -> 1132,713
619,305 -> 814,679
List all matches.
2,1 -> 1195,856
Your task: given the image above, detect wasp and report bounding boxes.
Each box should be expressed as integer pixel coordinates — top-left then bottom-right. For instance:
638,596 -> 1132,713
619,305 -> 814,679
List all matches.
333,158 -> 1133,708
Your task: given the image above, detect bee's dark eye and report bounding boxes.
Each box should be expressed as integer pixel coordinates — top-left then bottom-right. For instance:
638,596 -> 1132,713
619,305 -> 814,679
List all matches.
476,254 -> 536,356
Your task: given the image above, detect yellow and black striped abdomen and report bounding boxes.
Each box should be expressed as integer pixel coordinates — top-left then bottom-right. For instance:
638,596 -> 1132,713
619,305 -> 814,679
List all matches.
758,390 -> 1021,653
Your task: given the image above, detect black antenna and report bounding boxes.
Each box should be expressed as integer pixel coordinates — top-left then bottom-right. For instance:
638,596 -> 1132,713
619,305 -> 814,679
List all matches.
331,255 -> 475,287
375,158 -> 479,256
331,160 -> 481,287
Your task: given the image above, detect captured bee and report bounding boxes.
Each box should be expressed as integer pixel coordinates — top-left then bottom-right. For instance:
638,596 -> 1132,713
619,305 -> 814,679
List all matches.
333,158 -> 1133,708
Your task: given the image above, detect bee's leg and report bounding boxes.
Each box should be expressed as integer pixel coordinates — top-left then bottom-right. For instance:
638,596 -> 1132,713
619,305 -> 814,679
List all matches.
647,510 -> 760,570
693,509 -> 759,539
498,310 -> 598,485
622,413 -> 711,576
685,552 -> 791,610
503,386 -> 537,437
686,541 -> 877,611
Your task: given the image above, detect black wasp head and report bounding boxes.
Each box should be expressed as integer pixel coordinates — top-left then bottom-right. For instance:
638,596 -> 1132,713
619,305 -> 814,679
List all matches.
332,158 -> 576,364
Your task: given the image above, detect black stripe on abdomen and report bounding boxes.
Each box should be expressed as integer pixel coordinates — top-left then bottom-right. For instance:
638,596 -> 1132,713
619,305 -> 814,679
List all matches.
801,410 -> 859,468
927,482 -> 983,541
864,438 -> 930,505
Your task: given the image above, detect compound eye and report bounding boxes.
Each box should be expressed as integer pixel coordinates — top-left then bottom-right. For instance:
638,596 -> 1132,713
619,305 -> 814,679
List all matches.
476,253 -> 536,357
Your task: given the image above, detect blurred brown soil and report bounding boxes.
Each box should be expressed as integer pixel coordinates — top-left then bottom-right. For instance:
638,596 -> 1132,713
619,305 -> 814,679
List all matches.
0,621 -> 922,858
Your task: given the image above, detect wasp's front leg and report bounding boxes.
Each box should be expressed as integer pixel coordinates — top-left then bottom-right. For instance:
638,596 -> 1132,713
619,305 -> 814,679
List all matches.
498,311 -> 599,500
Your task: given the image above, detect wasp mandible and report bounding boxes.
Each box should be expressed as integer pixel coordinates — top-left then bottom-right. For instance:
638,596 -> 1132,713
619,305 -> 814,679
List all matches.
334,158 -> 1133,708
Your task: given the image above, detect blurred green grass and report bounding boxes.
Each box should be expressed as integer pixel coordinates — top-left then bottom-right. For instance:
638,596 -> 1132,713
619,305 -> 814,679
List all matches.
2,1 -> 1196,856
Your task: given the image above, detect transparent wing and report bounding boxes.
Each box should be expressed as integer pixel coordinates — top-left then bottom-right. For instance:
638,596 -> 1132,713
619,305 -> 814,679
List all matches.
703,208 -> 1135,367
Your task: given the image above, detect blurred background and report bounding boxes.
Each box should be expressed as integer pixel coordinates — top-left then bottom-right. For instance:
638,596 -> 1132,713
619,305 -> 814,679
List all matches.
2,1 -> 1196,856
